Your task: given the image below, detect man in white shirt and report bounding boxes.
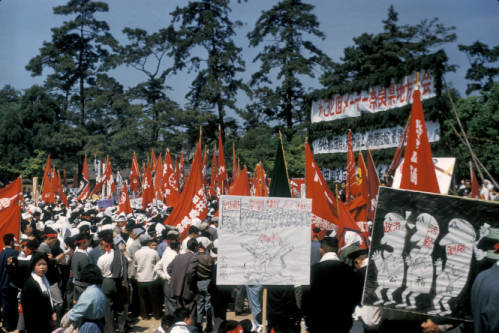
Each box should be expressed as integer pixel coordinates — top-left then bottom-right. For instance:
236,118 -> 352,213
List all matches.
155,239 -> 180,315
180,226 -> 199,253
133,238 -> 162,319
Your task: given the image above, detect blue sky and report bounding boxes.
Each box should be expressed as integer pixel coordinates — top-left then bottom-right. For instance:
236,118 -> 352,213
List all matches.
1,0 -> 498,110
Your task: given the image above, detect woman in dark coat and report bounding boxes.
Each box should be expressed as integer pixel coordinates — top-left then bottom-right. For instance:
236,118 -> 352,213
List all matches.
21,252 -> 56,333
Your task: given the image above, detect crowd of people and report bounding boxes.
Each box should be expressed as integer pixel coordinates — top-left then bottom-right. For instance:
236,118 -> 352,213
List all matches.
0,192 -> 497,333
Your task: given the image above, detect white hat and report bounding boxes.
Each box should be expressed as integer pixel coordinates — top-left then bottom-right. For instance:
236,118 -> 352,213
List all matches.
197,236 -> 211,249
191,218 -> 202,228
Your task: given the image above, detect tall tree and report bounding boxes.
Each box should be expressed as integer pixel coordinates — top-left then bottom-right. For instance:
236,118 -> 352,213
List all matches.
171,0 -> 248,135
26,0 -> 117,126
119,27 -> 178,142
458,41 -> 499,94
247,0 -> 330,140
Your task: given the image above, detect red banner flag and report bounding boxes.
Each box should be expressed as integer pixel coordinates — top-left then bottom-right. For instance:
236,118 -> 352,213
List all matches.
337,199 -> 369,251
228,166 -> 250,196
129,152 -> 140,193
209,143 -> 217,198
164,136 -> 208,240
217,126 -> 227,195
400,89 -> 439,194
163,150 -> 180,207
118,183 -> 132,214
103,156 -> 115,199
41,155 -> 56,204
232,142 -> 238,184
253,162 -> 269,197
366,149 -> 380,221
0,178 -> 22,239
76,155 -> 90,201
346,130 -> 356,201
56,170 -> 69,207
142,164 -> 154,210
154,154 -> 163,201
470,162 -> 480,199
305,142 -> 337,238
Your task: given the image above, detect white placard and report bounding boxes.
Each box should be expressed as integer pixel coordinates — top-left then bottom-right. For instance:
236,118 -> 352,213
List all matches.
217,195 -> 312,285
311,70 -> 436,123
312,121 -> 440,154
392,157 -> 456,194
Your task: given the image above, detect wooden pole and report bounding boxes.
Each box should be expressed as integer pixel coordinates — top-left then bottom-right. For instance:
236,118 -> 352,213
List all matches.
262,287 -> 268,333
32,177 -> 38,204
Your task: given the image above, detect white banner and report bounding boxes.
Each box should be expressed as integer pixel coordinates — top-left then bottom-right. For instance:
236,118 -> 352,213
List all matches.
312,121 -> 440,154
217,195 -> 311,285
321,164 -> 389,184
311,70 -> 436,123
392,157 -> 456,195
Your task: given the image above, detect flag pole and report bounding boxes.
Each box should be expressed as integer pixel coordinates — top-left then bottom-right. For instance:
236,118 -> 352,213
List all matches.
262,287 -> 268,333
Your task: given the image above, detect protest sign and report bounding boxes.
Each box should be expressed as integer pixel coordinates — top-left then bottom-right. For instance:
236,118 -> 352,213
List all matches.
362,187 -> 499,321
97,199 -> 114,209
311,70 -> 435,123
312,121 -> 440,154
217,195 -> 312,285
392,157 -> 456,194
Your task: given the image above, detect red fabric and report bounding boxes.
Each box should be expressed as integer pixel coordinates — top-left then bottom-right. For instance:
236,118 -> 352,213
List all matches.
470,165 -> 480,199
77,155 -> 90,200
56,171 -> 69,207
0,178 -> 22,239
337,199 -> 369,251
129,153 -> 140,193
141,164 -> 154,210
163,150 -> 180,207
41,156 -> 56,204
366,149 -> 380,221
346,130 -> 356,201
305,142 -> 337,239
209,144 -> 217,197
154,155 -> 163,202
228,166 -> 250,196
400,89 -> 440,194
350,152 -> 369,223
290,178 -> 305,198
253,163 -> 268,197
217,126 -> 228,195
232,142 -> 238,184
118,183 -> 132,214
164,137 -> 208,241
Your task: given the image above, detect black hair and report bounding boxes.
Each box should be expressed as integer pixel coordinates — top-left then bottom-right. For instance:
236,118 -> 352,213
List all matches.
26,239 -> 39,251
239,319 -> 253,333
173,308 -> 191,323
3,233 -> 15,246
219,320 -> 241,333
161,314 -> 175,329
188,225 -> 199,235
79,264 -> 103,285
30,252 -> 49,272
169,239 -> 180,251
320,236 -> 338,253
187,238 -> 198,252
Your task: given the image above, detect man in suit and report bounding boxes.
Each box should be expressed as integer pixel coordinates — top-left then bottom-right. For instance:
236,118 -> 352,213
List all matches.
302,237 -> 363,333
168,238 -> 199,319
0,233 -> 19,331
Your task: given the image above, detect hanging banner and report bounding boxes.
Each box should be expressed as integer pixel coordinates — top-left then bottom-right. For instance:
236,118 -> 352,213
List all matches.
311,70 -> 435,123
312,121 -> 440,154
217,195 -> 311,285
362,187 -> 499,321
392,158 -> 456,195
321,164 -> 389,184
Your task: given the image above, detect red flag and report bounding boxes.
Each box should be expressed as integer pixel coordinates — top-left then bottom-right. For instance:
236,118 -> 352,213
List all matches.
209,143 -> 217,197
164,136 -> 208,240
470,162 -> 480,199
228,166 -> 250,196
56,171 -> 69,208
253,162 -> 268,197
305,142 -> 337,238
103,156 -> 115,199
142,164 -> 154,209
118,183 -> 132,214
151,150 -> 157,170
163,150 -> 180,207
400,89 -> 439,193
41,155 -> 56,204
202,145 -> 208,183
353,152 -> 369,221
154,154 -> 163,201
337,199 -> 369,251
179,149 -> 185,187
217,126 -> 227,195
232,142 -> 238,184
0,178 -> 22,238
129,152 -> 140,193
366,149 -> 380,220
346,130 -> 356,201
76,155 -> 90,201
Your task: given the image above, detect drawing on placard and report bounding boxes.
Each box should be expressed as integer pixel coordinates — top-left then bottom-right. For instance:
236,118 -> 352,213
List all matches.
397,213 -> 439,310
371,212 -> 407,306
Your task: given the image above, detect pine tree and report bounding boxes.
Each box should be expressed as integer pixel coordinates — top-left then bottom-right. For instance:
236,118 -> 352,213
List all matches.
458,41 -> 499,94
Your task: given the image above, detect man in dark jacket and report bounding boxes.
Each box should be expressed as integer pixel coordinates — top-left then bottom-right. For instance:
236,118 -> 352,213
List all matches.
168,238 -> 199,319
302,237 -> 362,333
0,233 -> 19,331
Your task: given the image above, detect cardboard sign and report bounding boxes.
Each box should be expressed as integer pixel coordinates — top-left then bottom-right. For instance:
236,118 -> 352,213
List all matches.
362,187 -> 499,321
217,195 -> 312,285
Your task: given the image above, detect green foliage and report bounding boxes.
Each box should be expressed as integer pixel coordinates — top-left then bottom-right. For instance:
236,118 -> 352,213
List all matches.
458,41 -> 499,94
443,83 -> 499,181
171,0 -> 248,134
247,0 -> 330,140
310,5 -> 457,173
